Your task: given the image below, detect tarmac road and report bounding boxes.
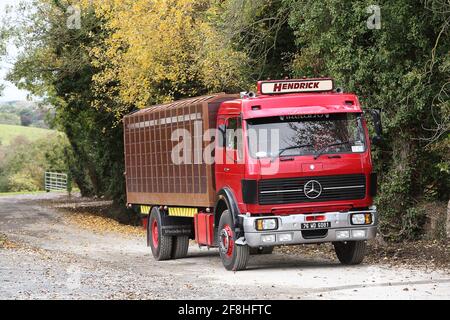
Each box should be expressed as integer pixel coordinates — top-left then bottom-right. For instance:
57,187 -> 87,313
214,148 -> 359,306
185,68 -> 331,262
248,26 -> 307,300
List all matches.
0,193 -> 449,300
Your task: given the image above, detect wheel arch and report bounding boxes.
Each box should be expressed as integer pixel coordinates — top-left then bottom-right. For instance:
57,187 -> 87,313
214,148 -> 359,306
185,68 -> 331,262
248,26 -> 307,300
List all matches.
214,188 -> 243,236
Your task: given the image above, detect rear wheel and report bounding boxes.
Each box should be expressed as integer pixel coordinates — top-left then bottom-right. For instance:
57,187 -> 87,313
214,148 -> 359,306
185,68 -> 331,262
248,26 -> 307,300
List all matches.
171,235 -> 189,259
250,246 -> 274,255
149,207 -> 173,261
218,210 -> 249,271
333,240 -> 367,265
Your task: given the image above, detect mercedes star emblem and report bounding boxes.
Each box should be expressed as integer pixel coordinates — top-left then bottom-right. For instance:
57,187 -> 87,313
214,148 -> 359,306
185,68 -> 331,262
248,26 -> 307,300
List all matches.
304,180 -> 322,199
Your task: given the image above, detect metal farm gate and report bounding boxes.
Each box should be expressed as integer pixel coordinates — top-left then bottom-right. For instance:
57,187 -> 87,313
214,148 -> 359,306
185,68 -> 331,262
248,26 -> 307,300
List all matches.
44,172 -> 68,192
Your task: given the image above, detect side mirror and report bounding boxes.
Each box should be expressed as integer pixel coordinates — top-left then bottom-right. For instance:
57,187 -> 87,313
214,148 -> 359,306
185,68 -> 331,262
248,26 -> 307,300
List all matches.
217,124 -> 226,148
371,135 -> 382,146
366,109 -> 382,146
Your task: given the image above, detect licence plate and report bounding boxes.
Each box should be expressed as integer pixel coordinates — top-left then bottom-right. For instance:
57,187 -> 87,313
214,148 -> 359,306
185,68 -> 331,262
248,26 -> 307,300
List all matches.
301,222 -> 331,230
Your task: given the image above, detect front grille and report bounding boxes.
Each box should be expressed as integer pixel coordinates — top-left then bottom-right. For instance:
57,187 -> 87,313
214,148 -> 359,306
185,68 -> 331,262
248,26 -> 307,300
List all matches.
258,174 -> 366,205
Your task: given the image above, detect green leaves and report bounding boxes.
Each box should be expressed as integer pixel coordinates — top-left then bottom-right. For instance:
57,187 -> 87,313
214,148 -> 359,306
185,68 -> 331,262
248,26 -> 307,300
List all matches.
285,0 -> 450,239
0,134 -> 70,192
4,0 -> 448,234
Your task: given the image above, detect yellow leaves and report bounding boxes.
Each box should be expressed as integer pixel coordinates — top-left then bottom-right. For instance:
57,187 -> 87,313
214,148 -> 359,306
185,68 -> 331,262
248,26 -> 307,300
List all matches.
0,233 -> 18,250
65,212 -> 145,237
82,0 -> 249,110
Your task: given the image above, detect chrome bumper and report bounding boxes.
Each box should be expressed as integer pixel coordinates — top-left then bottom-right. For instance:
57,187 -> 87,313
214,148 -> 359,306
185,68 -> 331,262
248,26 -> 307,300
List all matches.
240,208 -> 378,247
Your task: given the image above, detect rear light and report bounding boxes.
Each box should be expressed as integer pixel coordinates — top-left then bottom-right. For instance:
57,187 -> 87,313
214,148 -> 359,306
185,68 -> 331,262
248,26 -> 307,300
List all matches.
256,218 -> 278,231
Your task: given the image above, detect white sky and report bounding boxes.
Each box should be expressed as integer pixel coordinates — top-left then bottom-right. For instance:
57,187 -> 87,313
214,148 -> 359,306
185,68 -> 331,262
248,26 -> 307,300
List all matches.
0,0 -> 32,102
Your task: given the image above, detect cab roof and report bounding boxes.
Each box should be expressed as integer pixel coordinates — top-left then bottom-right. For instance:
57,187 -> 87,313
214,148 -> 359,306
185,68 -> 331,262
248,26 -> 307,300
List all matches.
218,92 -> 362,119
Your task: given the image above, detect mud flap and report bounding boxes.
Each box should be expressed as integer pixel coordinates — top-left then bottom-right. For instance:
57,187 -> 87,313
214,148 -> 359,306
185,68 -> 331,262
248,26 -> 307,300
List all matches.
160,214 -> 193,237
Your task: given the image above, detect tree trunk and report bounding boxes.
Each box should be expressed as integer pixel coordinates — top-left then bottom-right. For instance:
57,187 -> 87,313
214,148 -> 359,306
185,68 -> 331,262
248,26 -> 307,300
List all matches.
64,126 -> 96,197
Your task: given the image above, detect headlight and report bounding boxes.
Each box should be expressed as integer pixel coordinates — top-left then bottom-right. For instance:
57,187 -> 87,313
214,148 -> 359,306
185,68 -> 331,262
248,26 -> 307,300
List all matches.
351,213 -> 372,225
255,218 -> 278,231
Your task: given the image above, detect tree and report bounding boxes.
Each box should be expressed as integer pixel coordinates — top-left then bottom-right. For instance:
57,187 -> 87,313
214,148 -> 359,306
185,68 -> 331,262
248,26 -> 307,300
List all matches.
286,0 -> 449,239
6,0 -> 448,237
5,0 -> 252,214
6,0 -> 106,197
0,16 -> 7,96
0,134 -> 70,192
211,0 -> 296,81
86,0 -> 250,110
19,109 -> 32,126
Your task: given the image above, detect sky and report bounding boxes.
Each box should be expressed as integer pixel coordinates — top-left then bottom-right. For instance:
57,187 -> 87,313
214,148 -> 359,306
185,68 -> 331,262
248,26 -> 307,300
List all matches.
0,0 -> 32,102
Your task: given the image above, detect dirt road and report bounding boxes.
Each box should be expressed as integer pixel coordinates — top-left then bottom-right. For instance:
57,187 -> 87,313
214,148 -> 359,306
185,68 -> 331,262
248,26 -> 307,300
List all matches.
0,193 -> 449,300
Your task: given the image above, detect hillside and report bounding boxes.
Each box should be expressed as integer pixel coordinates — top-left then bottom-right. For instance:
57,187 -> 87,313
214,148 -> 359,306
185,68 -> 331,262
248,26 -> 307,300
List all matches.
0,124 -> 57,146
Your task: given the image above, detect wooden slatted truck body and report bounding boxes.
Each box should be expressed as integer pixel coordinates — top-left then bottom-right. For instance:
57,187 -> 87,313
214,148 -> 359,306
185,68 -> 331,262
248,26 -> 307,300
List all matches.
123,78 -> 382,270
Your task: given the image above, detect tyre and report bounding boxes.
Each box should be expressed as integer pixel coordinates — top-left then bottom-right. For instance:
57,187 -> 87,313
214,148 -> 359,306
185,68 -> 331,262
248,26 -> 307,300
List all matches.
333,240 -> 367,265
149,207 -> 173,261
249,246 -> 274,255
218,210 -> 249,271
172,235 -> 189,259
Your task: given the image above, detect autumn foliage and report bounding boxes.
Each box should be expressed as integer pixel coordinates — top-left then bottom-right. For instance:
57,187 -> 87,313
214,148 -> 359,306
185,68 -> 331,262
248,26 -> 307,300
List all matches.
2,0 -> 449,237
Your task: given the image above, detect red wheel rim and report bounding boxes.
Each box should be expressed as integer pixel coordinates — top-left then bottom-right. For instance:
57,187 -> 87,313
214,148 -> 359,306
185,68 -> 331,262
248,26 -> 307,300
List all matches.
220,224 -> 234,258
151,219 -> 159,248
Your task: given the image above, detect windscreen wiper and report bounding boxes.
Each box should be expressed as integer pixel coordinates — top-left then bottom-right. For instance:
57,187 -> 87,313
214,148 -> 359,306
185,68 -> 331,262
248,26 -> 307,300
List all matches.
270,144 -> 313,162
313,141 -> 353,160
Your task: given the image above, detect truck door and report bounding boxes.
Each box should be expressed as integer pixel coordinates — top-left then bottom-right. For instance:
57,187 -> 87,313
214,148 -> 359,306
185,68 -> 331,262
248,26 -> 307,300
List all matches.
216,116 -> 245,200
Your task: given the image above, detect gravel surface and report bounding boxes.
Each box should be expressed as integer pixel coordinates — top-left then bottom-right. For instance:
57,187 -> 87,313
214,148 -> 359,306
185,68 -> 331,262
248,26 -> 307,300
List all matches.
0,193 -> 449,300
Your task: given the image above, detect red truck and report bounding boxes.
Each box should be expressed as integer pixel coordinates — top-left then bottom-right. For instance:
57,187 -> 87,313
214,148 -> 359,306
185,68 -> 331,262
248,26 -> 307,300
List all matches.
123,78 -> 382,271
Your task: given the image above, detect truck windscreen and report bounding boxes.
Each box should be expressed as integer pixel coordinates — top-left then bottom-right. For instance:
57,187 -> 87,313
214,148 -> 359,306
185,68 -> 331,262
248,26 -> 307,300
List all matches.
246,113 -> 366,159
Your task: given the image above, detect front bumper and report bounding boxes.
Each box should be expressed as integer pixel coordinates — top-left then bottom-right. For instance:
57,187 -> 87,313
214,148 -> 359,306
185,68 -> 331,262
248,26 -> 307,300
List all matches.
241,208 -> 377,247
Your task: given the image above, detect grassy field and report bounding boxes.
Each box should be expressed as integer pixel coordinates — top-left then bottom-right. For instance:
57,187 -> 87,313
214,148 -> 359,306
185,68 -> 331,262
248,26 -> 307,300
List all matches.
0,124 -> 57,146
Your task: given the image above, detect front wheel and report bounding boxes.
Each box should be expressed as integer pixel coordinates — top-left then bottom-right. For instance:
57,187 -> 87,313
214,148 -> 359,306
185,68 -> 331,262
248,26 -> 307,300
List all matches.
218,210 -> 249,271
333,240 -> 367,265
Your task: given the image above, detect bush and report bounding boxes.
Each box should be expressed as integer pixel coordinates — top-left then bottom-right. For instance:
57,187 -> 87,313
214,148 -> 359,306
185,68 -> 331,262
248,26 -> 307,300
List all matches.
0,133 -> 70,192
0,113 -> 20,125
8,172 -> 40,192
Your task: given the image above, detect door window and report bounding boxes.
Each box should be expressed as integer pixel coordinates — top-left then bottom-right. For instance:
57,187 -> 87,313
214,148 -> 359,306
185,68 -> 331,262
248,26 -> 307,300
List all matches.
225,117 -> 243,161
